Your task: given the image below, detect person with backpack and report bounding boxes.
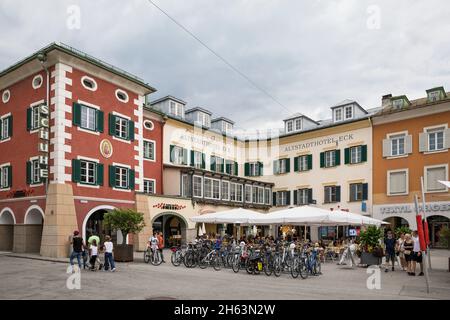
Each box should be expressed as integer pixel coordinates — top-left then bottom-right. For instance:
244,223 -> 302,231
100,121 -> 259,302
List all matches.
69,230 -> 85,272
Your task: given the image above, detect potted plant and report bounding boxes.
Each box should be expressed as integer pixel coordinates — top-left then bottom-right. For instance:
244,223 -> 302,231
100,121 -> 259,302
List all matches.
358,225 -> 384,266
103,208 -> 146,262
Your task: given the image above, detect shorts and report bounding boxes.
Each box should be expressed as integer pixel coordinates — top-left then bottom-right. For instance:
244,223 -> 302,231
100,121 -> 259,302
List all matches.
413,252 -> 423,263
405,254 -> 413,262
385,252 -> 396,263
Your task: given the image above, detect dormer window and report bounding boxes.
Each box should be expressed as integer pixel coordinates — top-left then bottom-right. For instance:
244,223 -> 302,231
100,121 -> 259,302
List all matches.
286,120 -> 293,133
334,108 -> 342,122
392,99 -> 405,110
426,87 -> 446,102
344,105 -> 353,119
196,113 -> 210,127
295,118 -> 302,131
169,101 -> 184,118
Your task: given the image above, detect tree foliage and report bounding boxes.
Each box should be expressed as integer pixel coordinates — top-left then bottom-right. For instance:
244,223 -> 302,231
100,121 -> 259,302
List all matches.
103,208 -> 146,239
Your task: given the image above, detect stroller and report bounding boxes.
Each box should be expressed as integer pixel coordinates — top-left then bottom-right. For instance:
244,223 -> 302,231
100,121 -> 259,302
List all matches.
83,246 -> 105,271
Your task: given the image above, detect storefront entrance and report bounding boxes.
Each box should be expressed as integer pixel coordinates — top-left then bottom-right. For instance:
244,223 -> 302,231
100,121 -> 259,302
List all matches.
382,216 -> 409,231
152,213 -> 187,248
427,215 -> 450,248
84,209 -> 117,244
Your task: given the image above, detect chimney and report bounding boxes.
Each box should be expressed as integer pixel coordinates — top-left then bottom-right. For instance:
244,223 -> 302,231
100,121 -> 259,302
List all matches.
382,94 -> 392,107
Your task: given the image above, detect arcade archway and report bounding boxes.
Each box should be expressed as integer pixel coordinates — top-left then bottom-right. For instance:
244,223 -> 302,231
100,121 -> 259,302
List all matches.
82,206 -> 118,244
382,216 -> 409,231
0,208 -> 15,251
151,212 -> 188,247
23,206 -> 44,253
427,215 -> 450,248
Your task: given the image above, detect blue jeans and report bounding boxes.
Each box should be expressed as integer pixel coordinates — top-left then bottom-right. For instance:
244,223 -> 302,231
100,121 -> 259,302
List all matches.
70,251 -> 82,268
104,252 -> 115,270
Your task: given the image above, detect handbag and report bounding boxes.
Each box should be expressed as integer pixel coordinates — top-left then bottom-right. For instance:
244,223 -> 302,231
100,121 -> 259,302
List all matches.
404,250 -> 411,255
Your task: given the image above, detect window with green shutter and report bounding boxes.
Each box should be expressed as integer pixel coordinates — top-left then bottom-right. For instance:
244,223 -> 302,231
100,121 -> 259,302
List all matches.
27,159 -> 41,185
169,145 -> 187,165
110,165 -> 131,189
27,106 -> 41,131
0,165 -> 12,189
73,103 -> 103,133
0,115 -> 12,140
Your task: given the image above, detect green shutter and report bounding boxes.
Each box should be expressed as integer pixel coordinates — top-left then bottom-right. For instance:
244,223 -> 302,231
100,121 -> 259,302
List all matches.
109,165 -> 116,187
293,190 -> 298,205
128,120 -> 135,141
308,189 -> 313,204
201,153 -> 206,169
273,160 -> 278,174
26,108 -> 32,131
73,103 -> 81,127
225,161 -> 231,174
108,113 -> 116,136
26,161 -> 31,185
190,150 -> 195,167
244,163 -> 250,176
96,163 -> 104,186
320,152 -> 325,168
8,115 -> 13,138
336,186 -> 341,202
307,154 -> 312,170
362,183 -> 368,200
273,192 -> 277,206
96,110 -> 104,133
258,162 -> 263,176
129,169 -> 135,190
335,150 -> 341,166
285,158 -> 290,173
72,159 -> 81,183
234,162 -> 238,176
286,190 -> 291,205
294,157 -> 299,172
344,148 -> 350,164
7,166 -> 12,188
361,145 -> 367,162
210,156 -> 216,171
0,119 -> 2,139
170,145 -> 175,163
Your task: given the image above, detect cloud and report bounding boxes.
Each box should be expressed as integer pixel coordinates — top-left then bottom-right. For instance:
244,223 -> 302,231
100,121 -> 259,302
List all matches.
1,0 -> 449,132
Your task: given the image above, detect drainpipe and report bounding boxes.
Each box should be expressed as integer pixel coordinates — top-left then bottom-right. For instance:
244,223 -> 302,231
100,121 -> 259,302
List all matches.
37,52 -> 50,193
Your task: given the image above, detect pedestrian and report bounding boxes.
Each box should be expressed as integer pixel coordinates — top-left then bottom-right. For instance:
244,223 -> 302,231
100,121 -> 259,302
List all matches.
89,239 -> 98,271
384,230 -> 396,272
103,235 -> 116,272
149,231 -> 159,257
397,233 -> 407,271
411,231 -> 424,276
69,230 -> 85,273
403,233 -> 414,276
157,232 -> 165,263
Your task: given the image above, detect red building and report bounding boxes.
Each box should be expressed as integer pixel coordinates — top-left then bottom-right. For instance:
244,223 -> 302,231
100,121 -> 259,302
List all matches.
0,43 -> 162,257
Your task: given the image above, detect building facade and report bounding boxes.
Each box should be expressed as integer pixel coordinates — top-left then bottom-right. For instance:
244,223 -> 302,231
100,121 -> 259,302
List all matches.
372,88 -> 450,247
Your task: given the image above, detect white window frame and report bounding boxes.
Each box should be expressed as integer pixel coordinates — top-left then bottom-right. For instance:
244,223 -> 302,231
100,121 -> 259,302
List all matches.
31,105 -> 41,131
344,105 -> 353,120
350,146 -> 362,164
286,120 -> 293,133
325,150 -> 336,168
143,139 -> 156,161
297,188 -> 309,205
115,166 -> 129,189
276,191 -> 287,206
80,104 -> 97,131
181,174 -> 191,198
221,180 -> 230,201
387,169 -> 409,196
80,160 -> 97,185
231,183 -> 243,202
172,146 -> 184,165
1,116 -> 10,140
245,184 -> 253,203
298,155 -> 308,171
115,89 -> 129,103
115,116 -> 129,140
2,90 -> 10,104
387,132 -> 407,157
334,108 -> 343,122
249,162 -> 259,176
324,186 -> 337,203
424,124 -> 447,152
424,164 -> 448,193
349,183 -> 363,202
264,188 -> 271,205
143,179 -> 156,194
29,157 -> 41,186
81,76 -> 98,92
32,75 -> 43,89
427,90 -> 441,102
193,175 -> 203,198
0,163 -> 10,190
295,118 -> 302,131
275,159 -> 287,174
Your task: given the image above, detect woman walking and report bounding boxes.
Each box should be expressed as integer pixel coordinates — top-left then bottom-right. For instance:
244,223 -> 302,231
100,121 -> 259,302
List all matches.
403,233 -> 415,276
397,233 -> 407,271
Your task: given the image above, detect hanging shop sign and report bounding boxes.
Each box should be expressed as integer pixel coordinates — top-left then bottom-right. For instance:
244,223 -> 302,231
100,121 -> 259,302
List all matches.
38,104 -> 49,180
153,203 -> 187,210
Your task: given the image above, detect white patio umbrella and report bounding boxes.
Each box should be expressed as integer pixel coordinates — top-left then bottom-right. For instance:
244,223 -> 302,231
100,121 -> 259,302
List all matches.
190,208 -> 263,225
247,206 -> 332,225
327,210 -> 389,226
438,180 -> 450,188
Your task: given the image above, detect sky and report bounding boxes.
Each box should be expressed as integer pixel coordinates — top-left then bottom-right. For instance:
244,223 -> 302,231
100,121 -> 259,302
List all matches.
1,0 -> 450,131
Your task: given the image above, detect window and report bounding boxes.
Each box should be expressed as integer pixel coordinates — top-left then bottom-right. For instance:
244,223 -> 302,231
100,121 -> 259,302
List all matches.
115,167 -> 129,189
196,113 -> 210,127
276,191 -> 289,206
170,145 -> 186,165
230,183 -> 243,202
248,162 -> 262,176
143,120 -> 154,131
225,160 -> 237,175
427,91 -> 442,102
427,127 -> 444,151
334,108 -> 342,122
221,181 -> 230,201
325,150 -> 336,167
324,186 -> 340,203
169,101 -> 184,117
212,179 -> 220,199
350,183 -> 364,201
295,118 -> 302,131
257,187 -> 264,204
425,166 -> 447,192
274,159 -> 289,174
297,189 -> 309,205
81,76 -> 97,91
80,160 -> 96,185
204,178 -> 220,199
181,174 -> 192,197
115,116 -> 129,139
2,90 -> 11,103
211,156 -> 224,173
115,89 -> 129,103
296,155 -> 310,172
31,105 -> 41,131
265,188 -> 271,205
350,146 -> 362,164
390,134 -> 405,156
32,75 -> 43,89
80,105 -> 97,131
0,116 -> 12,140
392,99 -> 404,110
388,170 -> 408,195
286,120 -> 293,133
345,105 -> 353,119
0,165 -> 10,189
193,175 -> 203,197
31,159 -> 40,184
143,179 -> 155,194
192,151 -> 203,169
245,185 -> 252,203
144,140 -> 155,160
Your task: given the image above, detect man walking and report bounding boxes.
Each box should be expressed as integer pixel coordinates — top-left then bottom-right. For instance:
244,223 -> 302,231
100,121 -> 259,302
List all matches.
157,232 -> 165,263
412,231 -> 424,276
384,230 -> 396,272
69,230 -> 85,273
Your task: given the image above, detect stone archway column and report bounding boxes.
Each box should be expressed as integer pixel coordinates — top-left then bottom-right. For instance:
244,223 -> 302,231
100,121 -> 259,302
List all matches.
134,194 -> 152,252
40,184 -> 79,258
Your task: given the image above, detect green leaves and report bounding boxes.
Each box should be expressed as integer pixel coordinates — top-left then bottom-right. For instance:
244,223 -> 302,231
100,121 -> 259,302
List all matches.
359,225 -> 383,249
103,208 -> 146,237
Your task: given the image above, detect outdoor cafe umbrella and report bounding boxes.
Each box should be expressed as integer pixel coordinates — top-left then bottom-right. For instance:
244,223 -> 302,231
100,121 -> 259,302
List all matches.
247,206 -> 332,225
190,208 -> 263,225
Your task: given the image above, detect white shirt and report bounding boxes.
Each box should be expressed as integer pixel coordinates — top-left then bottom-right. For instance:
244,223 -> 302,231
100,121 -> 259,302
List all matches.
104,241 -> 113,253
412,236 -> 420,252
90,245 -> 98,256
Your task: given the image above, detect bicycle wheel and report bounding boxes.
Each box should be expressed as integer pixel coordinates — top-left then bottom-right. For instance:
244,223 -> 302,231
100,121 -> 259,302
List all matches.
264,257 -> 273,276
232,254 -> 240,273
184,251 -> 195,268
144,249 -> 151,264
213,254 -> 222,271
198,255 -> 208,269
171,250 -> 181,267
273,257 -> 282,277
291,258 -> 299,279
300,258 -> 309,279
246,260 -> 255,274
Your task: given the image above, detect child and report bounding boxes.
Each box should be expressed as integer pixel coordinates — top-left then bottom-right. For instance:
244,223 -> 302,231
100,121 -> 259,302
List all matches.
89,239 -> 98,271
104,235 -> 116,272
